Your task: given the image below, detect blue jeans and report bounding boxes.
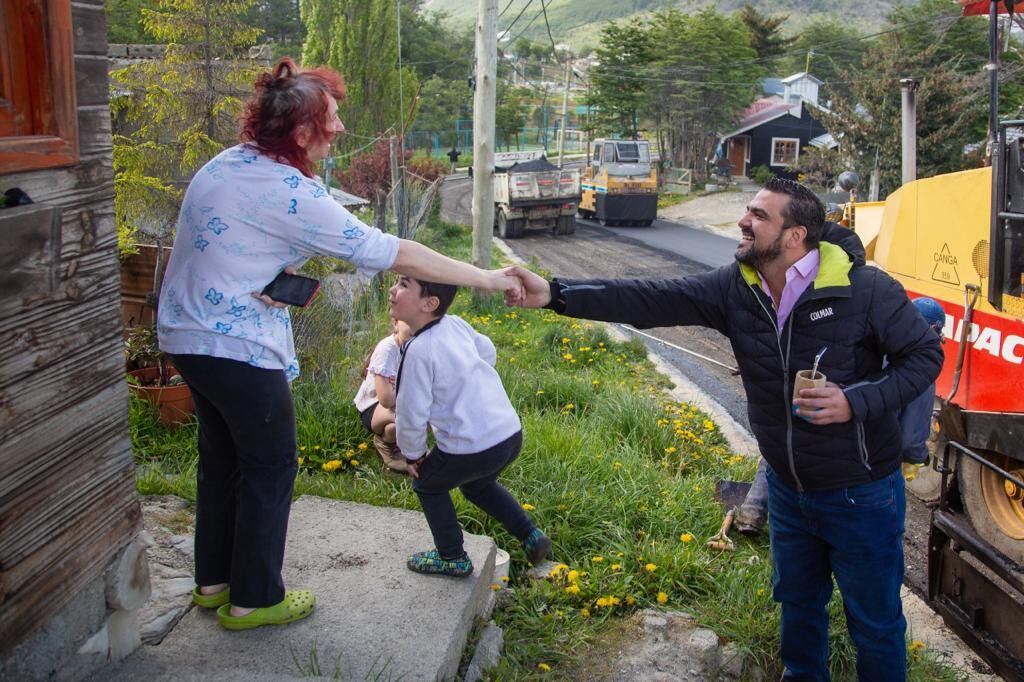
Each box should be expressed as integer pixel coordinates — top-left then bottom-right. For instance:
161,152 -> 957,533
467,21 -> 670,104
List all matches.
899,384 -> 935,464
412,430 -> 534,559
767,465 -> 907,682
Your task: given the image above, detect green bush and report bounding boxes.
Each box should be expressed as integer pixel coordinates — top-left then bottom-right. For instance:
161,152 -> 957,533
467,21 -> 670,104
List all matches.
749,165 -> 775,185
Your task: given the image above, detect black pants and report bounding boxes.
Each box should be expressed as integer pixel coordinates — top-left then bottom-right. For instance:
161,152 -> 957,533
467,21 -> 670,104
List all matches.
412,430 -> 533,559
171,353 -> 297,608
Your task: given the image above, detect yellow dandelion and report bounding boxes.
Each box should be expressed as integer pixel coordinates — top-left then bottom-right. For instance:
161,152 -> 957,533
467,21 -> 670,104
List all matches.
757,588 -> 765,596
679,533 -> 695,543
321,459 -> 342,473
625,595 -> 636,606
522,503 -> 536,511
349,459 -> 359,467
592,556 -> 604,563
538,663 -> 551,672
645,563 -> 658,573
548,563 -> 569,578
564,584 -> 581,595
563,353 -> 573,361
564,403 -> 575,410
665,446 -> 677,454
357,442 -> 368,451
561,337 -> 570,343
297,456 -> 304,465
536,389 -> 545,395
580,608 -> 590,618
490,583 -> 501,591
908,640 -> 925,653
657,591 -> 668,604
610,563 -> 621,571
501,575 -> 510,583
592,380 -> 600,386
314,445 -> 321,450
567,570 -> 580,583
703,420 -> 715,431
299,446 -> 306,451
612,461 -> 622,470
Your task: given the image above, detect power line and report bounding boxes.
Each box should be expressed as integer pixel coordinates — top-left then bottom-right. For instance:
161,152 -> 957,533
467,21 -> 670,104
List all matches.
540,0 -> 558,58
499,0 -> 535,39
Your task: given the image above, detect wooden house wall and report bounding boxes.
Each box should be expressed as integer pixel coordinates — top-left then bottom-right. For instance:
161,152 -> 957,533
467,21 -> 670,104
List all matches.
0,0 -> 140,654
747,105 -> 828,179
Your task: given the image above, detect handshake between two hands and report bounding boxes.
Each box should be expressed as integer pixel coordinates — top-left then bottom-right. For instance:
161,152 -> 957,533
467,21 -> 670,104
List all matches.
486,264 -> 551,309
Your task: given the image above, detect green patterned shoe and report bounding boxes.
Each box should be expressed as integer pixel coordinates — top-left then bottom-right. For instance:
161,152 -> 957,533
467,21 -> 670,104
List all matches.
523,528 -> 551,566
407,550 -> 473,577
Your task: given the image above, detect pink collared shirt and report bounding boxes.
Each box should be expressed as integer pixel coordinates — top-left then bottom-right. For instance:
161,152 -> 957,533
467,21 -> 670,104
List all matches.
759,249 -> 820,335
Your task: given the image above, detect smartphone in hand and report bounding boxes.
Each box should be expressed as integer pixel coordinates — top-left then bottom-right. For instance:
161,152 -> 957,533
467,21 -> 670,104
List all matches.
260,271 -> 321,307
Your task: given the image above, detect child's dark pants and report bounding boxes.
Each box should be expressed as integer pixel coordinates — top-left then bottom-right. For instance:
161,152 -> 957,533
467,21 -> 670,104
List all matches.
171,353 -> 297,609
412,430 -> 532,559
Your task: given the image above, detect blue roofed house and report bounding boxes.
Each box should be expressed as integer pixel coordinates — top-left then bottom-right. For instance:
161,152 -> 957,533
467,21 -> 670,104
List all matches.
719,72 -> 836,180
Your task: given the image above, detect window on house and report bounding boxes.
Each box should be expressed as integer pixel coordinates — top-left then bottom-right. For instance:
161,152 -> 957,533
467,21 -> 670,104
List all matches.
0,0 -> 78,174
771,138 -> 799,167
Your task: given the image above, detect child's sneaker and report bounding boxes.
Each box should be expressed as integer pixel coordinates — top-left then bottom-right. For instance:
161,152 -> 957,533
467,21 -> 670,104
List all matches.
407,550 -> 473,577
522,528 -> 551,566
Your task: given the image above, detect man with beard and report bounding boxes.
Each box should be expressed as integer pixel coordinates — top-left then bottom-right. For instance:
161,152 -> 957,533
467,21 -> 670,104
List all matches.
504,177 -> 942,680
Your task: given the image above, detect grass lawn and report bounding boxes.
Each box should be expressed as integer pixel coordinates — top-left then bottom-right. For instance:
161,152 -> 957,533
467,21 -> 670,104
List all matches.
129,214 -> 964,681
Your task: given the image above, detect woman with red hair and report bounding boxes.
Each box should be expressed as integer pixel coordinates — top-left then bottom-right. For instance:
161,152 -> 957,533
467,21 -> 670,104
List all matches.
157,58 -> 518,630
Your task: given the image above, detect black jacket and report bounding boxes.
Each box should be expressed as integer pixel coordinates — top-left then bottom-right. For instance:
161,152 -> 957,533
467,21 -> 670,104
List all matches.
547,240 -> 942,491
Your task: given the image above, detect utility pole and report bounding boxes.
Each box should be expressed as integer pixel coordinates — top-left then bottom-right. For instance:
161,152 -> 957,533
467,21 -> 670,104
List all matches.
471,0 -> 497,272
900,78 -> 918,185
556,56 -> 571,167
389,135 -> 407,237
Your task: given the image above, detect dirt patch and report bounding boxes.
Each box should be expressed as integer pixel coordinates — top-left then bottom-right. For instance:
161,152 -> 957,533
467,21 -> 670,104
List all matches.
658,190 -> 752,240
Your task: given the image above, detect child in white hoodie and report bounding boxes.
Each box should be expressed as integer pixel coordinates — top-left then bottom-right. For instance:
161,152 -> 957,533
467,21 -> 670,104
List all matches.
388,275 -> 550,577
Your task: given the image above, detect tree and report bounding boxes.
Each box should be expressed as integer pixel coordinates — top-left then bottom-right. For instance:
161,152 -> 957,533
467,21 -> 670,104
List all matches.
110,0 -> 263,252
412,75 -> 472,148
107,0 -> 158,43
247,0 -> 306,57
300,0 -> 417,147
586,17 -> 654,137
496,86 -> 531,150
400,4 -> 474,82
785,19 -> 867,100
886,0 -> 1024,139
644,8 -> 763,174
818,35 -> 983,199
739,3 -> 794,70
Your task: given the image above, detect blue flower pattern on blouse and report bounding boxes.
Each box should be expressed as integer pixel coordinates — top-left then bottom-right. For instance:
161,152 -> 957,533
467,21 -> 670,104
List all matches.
157,144 -> 398,380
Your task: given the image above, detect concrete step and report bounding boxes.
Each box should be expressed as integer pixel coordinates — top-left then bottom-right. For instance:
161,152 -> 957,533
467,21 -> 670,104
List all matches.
102,496 -> 497,681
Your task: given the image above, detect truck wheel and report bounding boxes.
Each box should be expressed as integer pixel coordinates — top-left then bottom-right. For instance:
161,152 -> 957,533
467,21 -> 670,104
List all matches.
554,216 -> 576,235
496,211 -> 512,239
958,450 -> 1024,564
504,216 -> 524,239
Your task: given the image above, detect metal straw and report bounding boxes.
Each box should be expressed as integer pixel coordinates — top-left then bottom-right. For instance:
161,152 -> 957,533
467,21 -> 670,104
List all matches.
811,346 -> 828,379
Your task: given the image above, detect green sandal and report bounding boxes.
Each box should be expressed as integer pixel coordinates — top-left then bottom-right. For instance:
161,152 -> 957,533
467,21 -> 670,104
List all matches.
216,590 -> 315,630
192,587 -> 230,609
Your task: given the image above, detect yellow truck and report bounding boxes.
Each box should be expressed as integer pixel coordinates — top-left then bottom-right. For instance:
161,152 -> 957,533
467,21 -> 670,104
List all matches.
579,138 -> 658,226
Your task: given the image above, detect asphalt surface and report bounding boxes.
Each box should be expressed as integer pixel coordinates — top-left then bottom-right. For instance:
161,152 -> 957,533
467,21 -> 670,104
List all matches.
441,176 -> 935,599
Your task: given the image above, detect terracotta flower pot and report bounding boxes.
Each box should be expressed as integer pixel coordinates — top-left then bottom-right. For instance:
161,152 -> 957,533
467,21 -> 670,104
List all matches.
128,366 -> 194,427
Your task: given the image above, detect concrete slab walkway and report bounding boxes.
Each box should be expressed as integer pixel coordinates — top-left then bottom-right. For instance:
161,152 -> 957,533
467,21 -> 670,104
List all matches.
101,496 -> 497,681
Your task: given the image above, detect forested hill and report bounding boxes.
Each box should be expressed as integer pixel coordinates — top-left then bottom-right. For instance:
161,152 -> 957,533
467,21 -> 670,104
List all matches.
423,0 -> 917,51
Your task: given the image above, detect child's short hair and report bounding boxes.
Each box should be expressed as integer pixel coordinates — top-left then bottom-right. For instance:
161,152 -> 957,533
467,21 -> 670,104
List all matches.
416,279 -> 458,317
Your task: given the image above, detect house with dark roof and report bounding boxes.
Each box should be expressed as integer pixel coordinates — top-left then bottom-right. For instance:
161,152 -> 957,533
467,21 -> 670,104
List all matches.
719,72 -> 835,179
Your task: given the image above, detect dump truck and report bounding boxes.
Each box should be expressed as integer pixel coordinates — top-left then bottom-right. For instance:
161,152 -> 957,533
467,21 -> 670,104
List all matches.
491,152 -> 580,239
842,2 -> 1023,676
578,138 -> 658,226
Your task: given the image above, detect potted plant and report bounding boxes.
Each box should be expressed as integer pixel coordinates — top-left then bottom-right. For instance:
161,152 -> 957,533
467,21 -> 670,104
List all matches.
125,325 -> 194,427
